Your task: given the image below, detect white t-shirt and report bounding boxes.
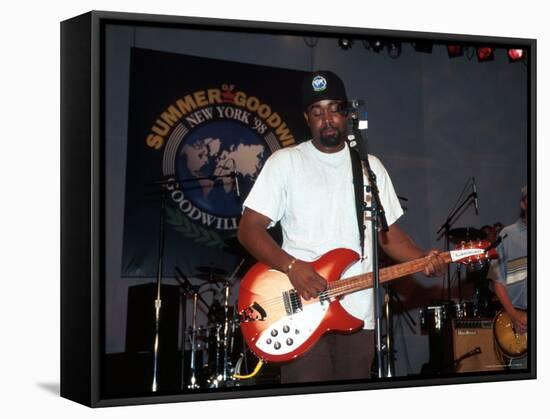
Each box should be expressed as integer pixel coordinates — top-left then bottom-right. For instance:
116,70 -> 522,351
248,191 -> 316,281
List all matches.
243,140 -> 403,329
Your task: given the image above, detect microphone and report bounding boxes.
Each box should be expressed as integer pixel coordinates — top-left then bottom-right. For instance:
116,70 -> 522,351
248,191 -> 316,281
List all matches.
347,99 -> 365,109
233,168 -> 241,198
472,177 -> 479,215
347,99 -> 368,130
347,98 -> 369,158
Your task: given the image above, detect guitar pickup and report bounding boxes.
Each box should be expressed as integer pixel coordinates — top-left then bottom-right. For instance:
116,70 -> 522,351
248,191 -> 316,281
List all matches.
283,289 -> 303,315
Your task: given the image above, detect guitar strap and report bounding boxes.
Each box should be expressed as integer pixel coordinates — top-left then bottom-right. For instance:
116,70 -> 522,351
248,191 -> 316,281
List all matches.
348,146 -> 366,259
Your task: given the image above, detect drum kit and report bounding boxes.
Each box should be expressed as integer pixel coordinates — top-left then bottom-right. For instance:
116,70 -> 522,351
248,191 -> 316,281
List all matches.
183,265 -> 242,389
145,173 -> 282,391
420,226 -> 490,333
183,239 -> 253,390
420,301 -> 478,331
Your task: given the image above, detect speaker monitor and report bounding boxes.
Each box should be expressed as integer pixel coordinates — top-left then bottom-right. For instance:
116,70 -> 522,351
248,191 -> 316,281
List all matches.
452,319 -> 506,373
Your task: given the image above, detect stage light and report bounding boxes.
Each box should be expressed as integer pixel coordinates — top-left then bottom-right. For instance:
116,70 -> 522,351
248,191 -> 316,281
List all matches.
367,40 -> 385,53
476,47 -> 494,62
507,48 -> 525,62
447,45 -> 463,58
338,38 -> 353,50
387,41 -> 402,59
413,42 -> 433,53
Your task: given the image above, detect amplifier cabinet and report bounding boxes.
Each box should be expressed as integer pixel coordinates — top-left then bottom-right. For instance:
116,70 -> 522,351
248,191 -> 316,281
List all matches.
452,319 -> 506,373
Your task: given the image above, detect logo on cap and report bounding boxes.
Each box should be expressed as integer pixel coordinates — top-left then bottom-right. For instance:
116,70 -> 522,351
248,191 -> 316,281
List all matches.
312,75 -> 327,92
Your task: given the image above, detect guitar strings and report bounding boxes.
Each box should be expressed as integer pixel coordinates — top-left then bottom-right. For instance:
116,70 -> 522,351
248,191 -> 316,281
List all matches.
245,256 -> 432,312
242,255 -> 436,312
244,276 -> 369,312
241,248 -> 488,315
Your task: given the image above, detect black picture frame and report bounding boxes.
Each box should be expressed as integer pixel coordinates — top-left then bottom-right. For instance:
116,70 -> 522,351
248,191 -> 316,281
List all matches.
61,10 -> 536,407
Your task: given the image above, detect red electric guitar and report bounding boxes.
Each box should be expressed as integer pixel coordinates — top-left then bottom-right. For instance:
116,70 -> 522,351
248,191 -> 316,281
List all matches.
238,241 -> 496,363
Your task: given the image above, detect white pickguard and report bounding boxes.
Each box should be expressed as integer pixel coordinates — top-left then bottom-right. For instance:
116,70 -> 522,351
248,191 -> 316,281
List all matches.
255,301 -> 329,356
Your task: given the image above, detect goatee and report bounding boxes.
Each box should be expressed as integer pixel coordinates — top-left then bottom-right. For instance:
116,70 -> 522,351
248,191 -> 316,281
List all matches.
320,133 -> 341,147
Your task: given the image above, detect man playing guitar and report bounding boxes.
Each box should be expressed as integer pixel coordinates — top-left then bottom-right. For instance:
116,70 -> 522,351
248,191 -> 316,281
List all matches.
237,70 -> 445,383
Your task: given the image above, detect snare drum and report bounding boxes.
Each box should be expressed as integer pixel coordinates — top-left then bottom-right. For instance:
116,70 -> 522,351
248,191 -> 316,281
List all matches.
420,305 -> 448,331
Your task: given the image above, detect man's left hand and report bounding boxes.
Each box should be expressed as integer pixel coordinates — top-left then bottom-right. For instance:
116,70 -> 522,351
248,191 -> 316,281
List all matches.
424,250 -> 446,277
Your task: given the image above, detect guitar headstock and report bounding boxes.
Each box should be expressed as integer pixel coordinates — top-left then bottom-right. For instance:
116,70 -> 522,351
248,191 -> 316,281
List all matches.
451,240 -> 498,265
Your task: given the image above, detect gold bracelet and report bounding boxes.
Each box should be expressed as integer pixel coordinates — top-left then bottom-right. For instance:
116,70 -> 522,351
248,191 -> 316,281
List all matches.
285,258 -> 297,274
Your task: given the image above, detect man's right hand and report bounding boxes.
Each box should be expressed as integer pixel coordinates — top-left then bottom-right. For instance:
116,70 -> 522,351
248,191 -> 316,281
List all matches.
237,209 -> 327,301
287,260 -> 327,301
511,309 -> 528,334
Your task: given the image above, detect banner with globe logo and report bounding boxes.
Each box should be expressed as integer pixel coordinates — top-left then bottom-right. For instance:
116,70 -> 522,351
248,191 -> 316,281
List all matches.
121,48 -> 309,277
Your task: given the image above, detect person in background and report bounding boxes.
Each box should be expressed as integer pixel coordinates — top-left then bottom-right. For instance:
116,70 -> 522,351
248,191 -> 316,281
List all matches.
490,186 -> 528,369
480,224 -> 496,243
493,221 -> 504,236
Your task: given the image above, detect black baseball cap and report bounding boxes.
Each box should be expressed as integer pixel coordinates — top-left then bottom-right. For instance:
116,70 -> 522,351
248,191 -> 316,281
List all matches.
301,70 -> 348,110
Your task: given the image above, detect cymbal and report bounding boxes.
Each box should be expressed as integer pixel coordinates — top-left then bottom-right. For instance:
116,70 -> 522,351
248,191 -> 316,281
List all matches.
448,227 -> 487,244
195,266 -> 228,275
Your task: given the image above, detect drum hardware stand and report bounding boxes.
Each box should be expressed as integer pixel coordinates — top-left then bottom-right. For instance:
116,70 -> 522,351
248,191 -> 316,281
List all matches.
207,258 -> 246,388
436,178 -> 478,301
349,102 -> 389,378
185,281 -> 212,389
221,258 -> 246,384
175,266 -> 213,390
174,267 -> 210,390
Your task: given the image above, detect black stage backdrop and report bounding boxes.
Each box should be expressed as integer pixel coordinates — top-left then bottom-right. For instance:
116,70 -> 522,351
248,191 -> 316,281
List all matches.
122,48 -> 309,278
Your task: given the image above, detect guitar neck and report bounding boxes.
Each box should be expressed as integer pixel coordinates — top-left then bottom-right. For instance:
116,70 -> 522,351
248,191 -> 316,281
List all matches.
326,251 -> 453,298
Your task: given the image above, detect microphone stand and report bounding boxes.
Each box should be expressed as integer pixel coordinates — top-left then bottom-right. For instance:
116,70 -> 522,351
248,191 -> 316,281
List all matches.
349,106 -> 388,378
151,182 -> 167,393
435,187 -> 477,301
386,285 -> 417,328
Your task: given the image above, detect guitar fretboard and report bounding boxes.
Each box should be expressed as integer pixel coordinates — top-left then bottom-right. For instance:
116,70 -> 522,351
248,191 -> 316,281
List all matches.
325,252 -> 453,298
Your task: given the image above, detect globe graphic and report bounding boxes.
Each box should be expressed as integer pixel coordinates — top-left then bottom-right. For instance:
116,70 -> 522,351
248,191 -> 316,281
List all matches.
175,120 -> 268,217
